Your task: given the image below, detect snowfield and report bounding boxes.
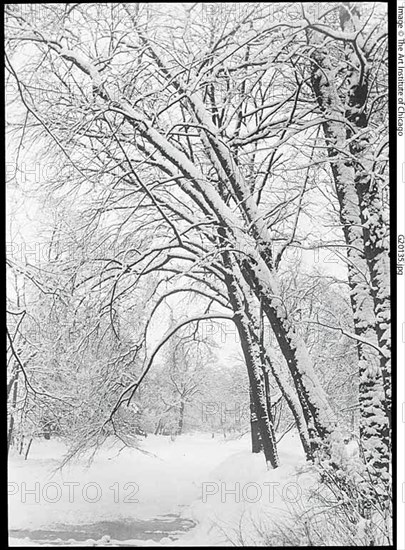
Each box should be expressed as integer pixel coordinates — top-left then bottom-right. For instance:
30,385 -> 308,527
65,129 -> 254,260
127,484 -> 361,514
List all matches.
8,432 -> 320,547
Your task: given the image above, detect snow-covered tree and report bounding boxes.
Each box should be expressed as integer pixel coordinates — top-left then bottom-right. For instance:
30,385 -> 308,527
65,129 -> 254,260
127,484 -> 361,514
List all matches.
5,2 -> 390,486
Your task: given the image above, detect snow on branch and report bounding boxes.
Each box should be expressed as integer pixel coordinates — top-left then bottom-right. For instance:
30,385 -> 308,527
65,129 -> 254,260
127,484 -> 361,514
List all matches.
303,320 -> 389,358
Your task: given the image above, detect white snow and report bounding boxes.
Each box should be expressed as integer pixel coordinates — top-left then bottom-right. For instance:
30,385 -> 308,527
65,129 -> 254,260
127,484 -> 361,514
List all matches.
8,432 -> 314,547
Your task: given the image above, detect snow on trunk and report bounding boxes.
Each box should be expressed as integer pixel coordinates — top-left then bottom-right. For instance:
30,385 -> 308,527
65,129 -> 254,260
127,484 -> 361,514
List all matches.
309,13 -> 390,479
219,227 -> 280,469
239,281 -> 313,461
240,258 -> 336,454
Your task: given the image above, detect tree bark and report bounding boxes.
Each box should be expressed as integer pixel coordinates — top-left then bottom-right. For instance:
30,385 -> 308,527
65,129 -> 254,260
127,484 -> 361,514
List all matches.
309,9 -> 390,477
241,260 -> 335,455
219,227 -> 279,468
250,385 -> 263,453
177,399 -> 185,436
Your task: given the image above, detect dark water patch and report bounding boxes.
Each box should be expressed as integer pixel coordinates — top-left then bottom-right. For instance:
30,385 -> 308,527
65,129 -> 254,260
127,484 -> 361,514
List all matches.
10,515 -> 196,545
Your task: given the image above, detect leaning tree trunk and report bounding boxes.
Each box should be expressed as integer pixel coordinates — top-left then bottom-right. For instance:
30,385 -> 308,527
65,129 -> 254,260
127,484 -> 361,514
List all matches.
249,367 -> 274,454
265,357 -> 313,461
262,364 -> 273,424
219,227 -> 279,468
240,259 -> 335,457
240,282 -> 313,461
250,386 -> 262,453
240,327 -> 279,469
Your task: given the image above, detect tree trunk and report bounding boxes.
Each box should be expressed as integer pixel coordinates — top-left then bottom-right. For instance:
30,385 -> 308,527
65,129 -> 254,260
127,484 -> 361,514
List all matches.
177,399 -> 185,435
262,365 -> 273,426
154,418 -> 163,435
250,386 -> 262,453
24,438 -> 33,460
241,260 -> 335,455
7,376 -> 19,456
309,18 -> 390,478
264,357 -> 313,461
241,281 -> 313,460
219,227 -> 279,468
7,413 -> 15,455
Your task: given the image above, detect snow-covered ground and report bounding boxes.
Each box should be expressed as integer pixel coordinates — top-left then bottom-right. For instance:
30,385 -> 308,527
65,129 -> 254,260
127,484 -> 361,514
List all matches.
8,432 -> 317,546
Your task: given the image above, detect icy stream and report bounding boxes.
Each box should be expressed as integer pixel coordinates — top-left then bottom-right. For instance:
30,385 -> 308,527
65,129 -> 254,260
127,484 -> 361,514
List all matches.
9,514 -> 196,546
